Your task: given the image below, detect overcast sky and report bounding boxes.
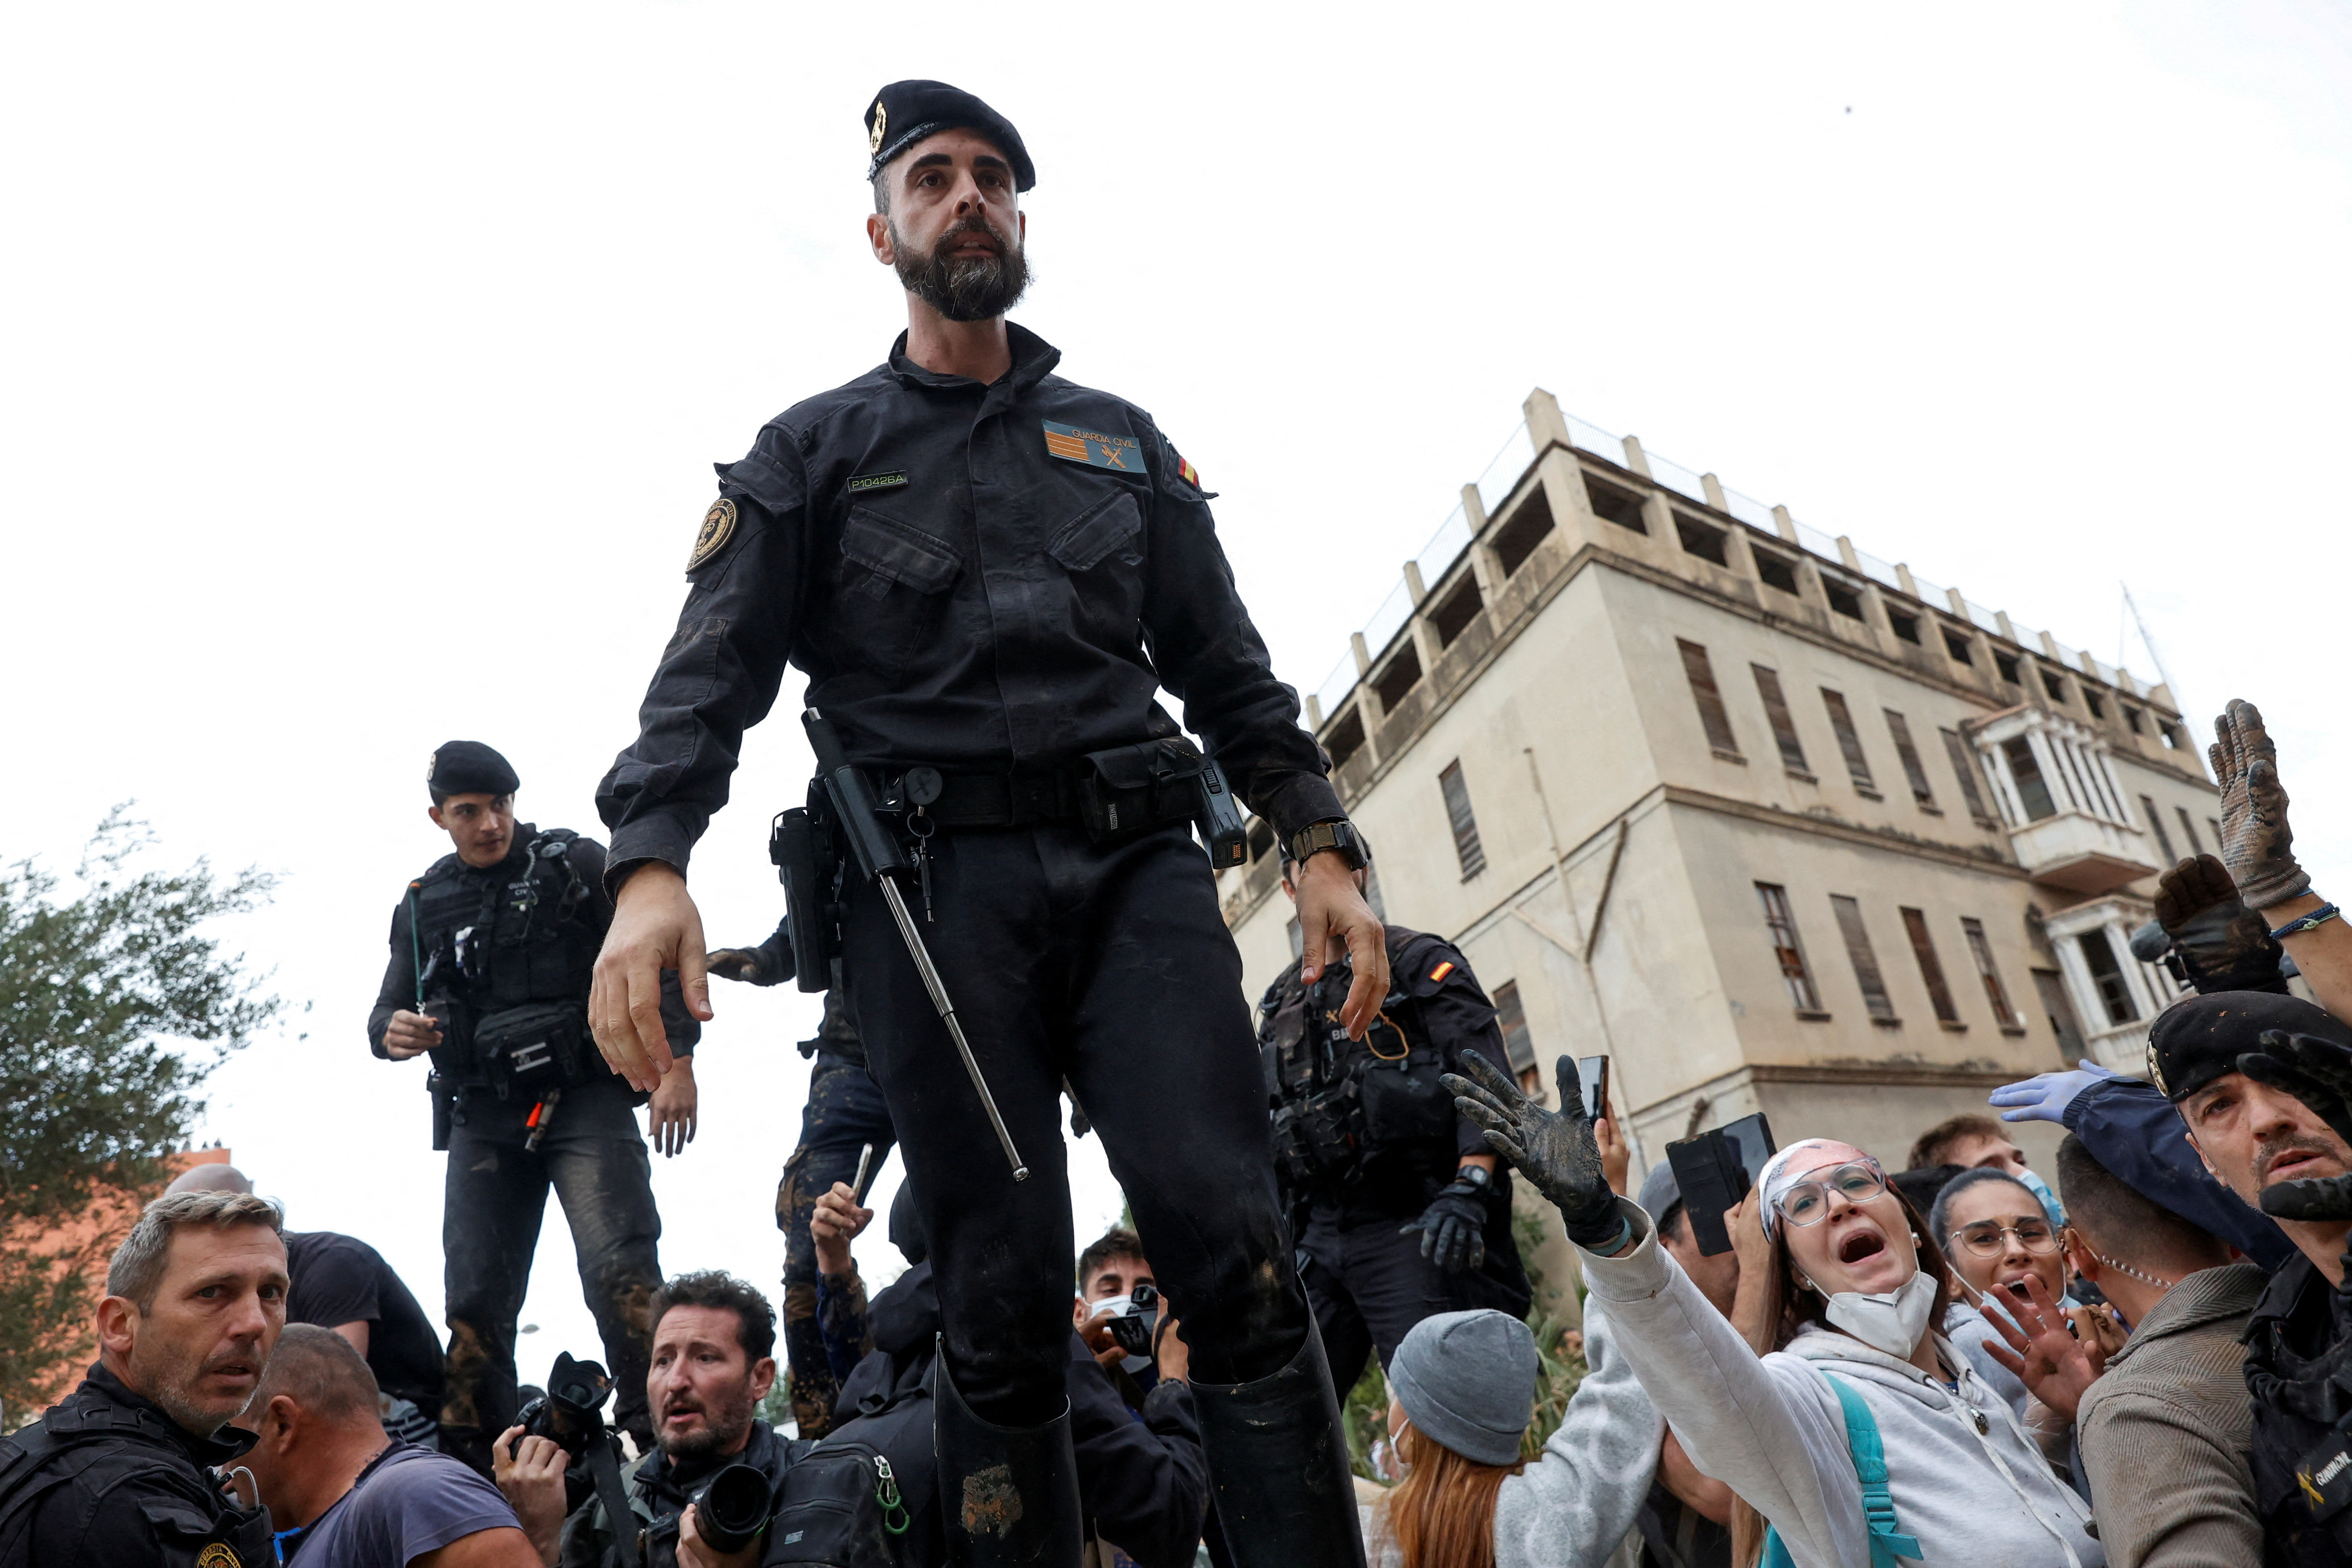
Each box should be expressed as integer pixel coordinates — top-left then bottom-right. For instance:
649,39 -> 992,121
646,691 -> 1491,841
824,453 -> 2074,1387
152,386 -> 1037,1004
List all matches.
6,3 -> 2349,1374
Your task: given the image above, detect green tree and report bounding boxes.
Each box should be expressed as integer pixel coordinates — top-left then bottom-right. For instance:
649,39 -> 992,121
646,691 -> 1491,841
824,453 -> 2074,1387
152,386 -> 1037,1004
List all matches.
0,811 -> 281,1420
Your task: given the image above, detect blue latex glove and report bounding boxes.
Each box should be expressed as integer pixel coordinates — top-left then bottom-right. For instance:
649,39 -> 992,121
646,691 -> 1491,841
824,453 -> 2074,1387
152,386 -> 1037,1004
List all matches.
1988,1059 -> 2121,1124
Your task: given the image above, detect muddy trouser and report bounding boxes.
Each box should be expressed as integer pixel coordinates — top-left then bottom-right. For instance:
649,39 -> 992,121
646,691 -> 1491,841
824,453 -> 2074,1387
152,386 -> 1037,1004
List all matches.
1297,1208 -> 1506,1398
437,1074 -> 663,1474
775,1048 -> 897,1436
841,820 -> 1310,1430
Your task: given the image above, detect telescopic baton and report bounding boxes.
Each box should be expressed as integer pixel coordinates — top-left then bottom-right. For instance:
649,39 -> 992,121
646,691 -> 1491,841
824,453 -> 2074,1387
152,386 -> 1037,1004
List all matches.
803,708 -> 1029,1181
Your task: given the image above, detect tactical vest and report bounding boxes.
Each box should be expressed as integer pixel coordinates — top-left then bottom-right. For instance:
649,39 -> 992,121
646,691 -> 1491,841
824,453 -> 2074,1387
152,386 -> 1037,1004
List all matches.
2246,1260 -> 2352,1565
1258,931 -> 1461,1195
0,1393 -> 275,1568
407,825 -> 600,1091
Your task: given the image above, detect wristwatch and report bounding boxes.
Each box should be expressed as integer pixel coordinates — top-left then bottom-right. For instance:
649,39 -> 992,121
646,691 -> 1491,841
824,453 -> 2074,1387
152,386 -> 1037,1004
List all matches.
1452,1163 -> 1493,1192
1286,818 -> 1369,873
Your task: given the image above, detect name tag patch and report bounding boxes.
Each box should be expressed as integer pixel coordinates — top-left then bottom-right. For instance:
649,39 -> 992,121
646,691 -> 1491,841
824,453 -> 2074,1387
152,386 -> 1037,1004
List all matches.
848,470 -> 908,493
1044,420 -> 1140,472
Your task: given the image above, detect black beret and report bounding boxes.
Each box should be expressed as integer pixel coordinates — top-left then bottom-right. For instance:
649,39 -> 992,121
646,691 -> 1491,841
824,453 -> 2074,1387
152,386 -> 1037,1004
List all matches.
864,80 -> 1035,193
2147,989 -> 2352,1101
427,740 -> 518,802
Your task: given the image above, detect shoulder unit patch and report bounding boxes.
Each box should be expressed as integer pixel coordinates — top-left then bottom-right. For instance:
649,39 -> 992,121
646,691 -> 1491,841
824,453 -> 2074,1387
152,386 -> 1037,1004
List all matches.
1044,419 -> 1142,472
688,498 -> 737,570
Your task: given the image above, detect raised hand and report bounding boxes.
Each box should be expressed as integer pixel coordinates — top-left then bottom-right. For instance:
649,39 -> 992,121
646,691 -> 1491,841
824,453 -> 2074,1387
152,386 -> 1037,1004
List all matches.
704,947 -> 765,984
1976,1272 -> 2107,1420
1443,1052 -> 1621,1248
1988,1059 -> 2120,1125
2155,853 -> 2286,991
2210,699 -> 2311,911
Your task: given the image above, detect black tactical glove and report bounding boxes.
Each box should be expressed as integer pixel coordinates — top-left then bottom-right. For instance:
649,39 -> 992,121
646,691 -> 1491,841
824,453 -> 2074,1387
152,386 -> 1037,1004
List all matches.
2239,1029 -> 2352,1222
2212,699 -> 2312,912
1401,1177 -> 1488,1275
705,947 -> 770,984
2156,854 -> 2288,993
1443,1051 -> 1624,1251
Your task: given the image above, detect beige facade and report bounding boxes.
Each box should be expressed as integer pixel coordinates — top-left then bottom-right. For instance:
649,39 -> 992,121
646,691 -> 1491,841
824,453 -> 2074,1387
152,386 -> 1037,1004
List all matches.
1222,391 -> 2218,1308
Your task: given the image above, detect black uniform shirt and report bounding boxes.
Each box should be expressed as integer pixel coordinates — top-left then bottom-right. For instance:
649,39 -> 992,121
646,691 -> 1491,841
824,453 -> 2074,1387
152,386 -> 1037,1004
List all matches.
7,1363 -> 274,1568
2244,1250 -> 2352,1567
595,324 -> 1342,888
284,1231 -> 445,1414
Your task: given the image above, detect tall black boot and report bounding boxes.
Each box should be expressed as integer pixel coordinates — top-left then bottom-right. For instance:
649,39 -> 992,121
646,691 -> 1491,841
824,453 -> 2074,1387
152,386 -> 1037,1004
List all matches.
1191,1328 -> 1368,1568
932,1341 -> 1082,1568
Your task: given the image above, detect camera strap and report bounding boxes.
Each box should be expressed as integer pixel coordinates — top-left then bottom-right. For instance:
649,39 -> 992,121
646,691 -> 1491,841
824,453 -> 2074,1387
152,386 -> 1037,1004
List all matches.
584,1435 -> 645,1568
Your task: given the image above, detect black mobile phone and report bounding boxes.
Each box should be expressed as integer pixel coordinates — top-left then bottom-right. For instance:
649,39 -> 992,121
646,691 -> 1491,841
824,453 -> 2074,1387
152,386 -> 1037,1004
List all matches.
1665,1112 -> 1778,1256
1576,1056 -> 1610,1120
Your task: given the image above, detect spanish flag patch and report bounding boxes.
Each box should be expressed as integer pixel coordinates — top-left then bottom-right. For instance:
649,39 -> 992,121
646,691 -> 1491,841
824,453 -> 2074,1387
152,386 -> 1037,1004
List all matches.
1429,961 -> 1456,984
1176,453 -> 1202,489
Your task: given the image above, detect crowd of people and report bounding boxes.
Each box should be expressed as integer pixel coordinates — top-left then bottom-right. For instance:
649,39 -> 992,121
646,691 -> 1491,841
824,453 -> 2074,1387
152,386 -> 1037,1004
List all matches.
9,58 -> 2350,1568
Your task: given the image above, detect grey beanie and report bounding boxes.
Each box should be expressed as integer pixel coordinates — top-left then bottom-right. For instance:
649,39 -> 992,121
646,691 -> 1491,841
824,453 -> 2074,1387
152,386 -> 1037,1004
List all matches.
1637,1160 -> 1681,1225
1387,1309 -> 1537,1467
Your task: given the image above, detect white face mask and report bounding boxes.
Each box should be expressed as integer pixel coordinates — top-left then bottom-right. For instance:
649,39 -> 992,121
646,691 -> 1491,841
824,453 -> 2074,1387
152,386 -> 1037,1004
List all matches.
1818,1270 -> 1940,1358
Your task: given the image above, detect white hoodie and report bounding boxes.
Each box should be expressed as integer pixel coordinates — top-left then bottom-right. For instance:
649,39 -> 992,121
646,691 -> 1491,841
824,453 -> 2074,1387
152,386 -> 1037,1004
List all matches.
1580,1198 -> 2101,1568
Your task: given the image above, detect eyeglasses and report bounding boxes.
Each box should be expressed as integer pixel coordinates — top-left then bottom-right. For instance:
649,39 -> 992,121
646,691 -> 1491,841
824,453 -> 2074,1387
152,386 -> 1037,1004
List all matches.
1775,1163 -> 1888,1227
1949,1220 -> 2060,1258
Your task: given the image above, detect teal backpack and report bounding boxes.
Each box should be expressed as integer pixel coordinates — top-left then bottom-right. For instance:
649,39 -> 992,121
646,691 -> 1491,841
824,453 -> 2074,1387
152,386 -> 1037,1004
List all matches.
1758,1373 -> 1921,1568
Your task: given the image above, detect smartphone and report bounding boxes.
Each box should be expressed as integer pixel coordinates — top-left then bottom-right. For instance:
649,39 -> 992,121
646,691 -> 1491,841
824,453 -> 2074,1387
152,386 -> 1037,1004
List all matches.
1576,1056 -> 1610,1121
1665,1112 -> 1778,1256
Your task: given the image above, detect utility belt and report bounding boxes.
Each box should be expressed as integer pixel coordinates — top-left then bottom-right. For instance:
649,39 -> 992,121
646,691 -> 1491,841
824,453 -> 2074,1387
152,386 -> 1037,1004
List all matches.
770,737 -> 1246,991
424,999 -> 596,1143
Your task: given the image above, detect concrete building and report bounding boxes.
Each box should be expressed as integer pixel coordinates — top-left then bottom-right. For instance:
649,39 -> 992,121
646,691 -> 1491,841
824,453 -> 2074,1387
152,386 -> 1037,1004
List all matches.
1221,391 -> 2217,1232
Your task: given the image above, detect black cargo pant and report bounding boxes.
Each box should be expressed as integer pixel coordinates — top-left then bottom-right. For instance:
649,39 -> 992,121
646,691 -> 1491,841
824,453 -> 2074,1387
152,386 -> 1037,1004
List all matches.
438,1076 -> 663,1472
842,821 -> 1307,1428
1297,1207 -> 1513,1398
775,1049 -> 897,1436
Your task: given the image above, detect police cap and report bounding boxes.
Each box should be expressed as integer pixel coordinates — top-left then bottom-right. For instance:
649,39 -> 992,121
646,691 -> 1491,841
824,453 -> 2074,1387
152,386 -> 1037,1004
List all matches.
427,740 -> 518,804
2146,988 -> 2352,1102
864,80 -> 1035,192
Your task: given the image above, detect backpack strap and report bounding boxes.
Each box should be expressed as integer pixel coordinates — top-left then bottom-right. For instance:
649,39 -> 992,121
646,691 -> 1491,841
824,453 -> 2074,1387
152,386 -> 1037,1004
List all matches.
1756,1372 -> 1920,1568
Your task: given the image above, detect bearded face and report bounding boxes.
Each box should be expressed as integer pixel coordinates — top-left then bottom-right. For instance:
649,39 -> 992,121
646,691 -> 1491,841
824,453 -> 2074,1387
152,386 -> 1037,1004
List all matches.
890,208 -> 1030,322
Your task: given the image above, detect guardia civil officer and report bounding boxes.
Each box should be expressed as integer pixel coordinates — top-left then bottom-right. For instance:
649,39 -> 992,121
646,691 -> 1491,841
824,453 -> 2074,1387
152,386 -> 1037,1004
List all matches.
703,928 -> 898,1438
1260,838 -> 1531,1395
588,82 -> 1385,1568
367,741 -> 700,1476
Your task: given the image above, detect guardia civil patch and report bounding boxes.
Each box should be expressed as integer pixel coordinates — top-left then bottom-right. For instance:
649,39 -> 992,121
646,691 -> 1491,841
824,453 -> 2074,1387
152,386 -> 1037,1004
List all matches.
688,498 -> 737,570
1044,420 -> 1141,472
848,471 -> 908,493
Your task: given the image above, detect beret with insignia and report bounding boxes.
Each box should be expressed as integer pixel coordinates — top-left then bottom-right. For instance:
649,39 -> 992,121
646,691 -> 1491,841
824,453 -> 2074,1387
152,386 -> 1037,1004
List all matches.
428,740 -> 518,804
865,80 -> 1035,192
2147,988 -> 2352,1101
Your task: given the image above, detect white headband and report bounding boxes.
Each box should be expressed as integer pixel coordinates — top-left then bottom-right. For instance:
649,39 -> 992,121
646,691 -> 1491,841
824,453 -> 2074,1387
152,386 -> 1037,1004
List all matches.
1757,1140 -> 1878,1239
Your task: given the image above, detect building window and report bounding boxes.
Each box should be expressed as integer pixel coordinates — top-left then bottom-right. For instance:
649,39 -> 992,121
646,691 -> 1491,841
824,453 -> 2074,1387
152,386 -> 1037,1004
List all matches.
2079,928 -> 2140,1025
2001,738 -> 2058,821
1428,576 -> 1484,648
1884,711 -> 1935,807
1493,980 -> 1538,1087
1752,549 -> 1801,596
2040,668 -> 2069,705
1888,610 -> 1922,645
1372,645 -> 1421,712
1960,917 -> 2022,1029
2160,720 -> 2186,750
1492,491 -> 1558,576
1583,475 -> 1647,533
2033,968 -> 2088,1057
1751,665 -> 1810,774
1900,907 -> 1961,1024
1942,728 -> 1996,826
1439,760 -> 1486,880
2142,796 -> 2177,863
1943,628 -> 1974,665
2177,808 -> 2205,856
1820,690 -> 1877,793
1678,640 -> 1742,759
1756,883 -> 1823,1012
2209,817 -> 2224,850
1830,895 -> 1898,1022
1674,513 -> 1728,564
1994,650 -> 2022,685
2083,689 -> 2106,720
1824,578 -> 1866,620
1325,707 -> 1367,771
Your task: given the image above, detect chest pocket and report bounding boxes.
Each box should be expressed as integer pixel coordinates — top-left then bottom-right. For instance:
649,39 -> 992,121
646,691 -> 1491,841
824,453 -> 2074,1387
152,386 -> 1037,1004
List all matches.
1045,490 -> 1146,645
837,507 -> 961,684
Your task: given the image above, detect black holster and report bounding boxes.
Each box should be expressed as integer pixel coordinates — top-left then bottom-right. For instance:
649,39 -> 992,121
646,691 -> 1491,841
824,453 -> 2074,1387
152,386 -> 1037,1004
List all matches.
771,795 -> 844,995
429,1071 -> 454,1152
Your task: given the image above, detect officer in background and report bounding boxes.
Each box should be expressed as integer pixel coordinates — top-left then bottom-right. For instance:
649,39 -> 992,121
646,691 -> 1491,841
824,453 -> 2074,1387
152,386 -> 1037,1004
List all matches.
369,741 -> 701,1475
589,82 -> 1383,1566
1260,836 -> 1530,1396
704,924 -> 897,1438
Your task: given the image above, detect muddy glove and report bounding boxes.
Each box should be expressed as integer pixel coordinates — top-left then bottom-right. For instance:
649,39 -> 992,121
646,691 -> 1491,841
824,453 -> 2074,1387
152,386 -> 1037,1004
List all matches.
2211,699 -> 2312,911
707,922 -> 793,986
2156,853 -> 2288,992
1401,1175 -> 1488,1275
1443,1051 -> 1626,1251
2238,1029 -> 2352,1221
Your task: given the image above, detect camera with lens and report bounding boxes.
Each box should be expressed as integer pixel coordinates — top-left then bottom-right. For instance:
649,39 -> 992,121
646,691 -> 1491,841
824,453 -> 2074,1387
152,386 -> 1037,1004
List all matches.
512,1352 -> 615,1458
1102,1282 -> 1160,1361
690,1462 -> 776,1554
